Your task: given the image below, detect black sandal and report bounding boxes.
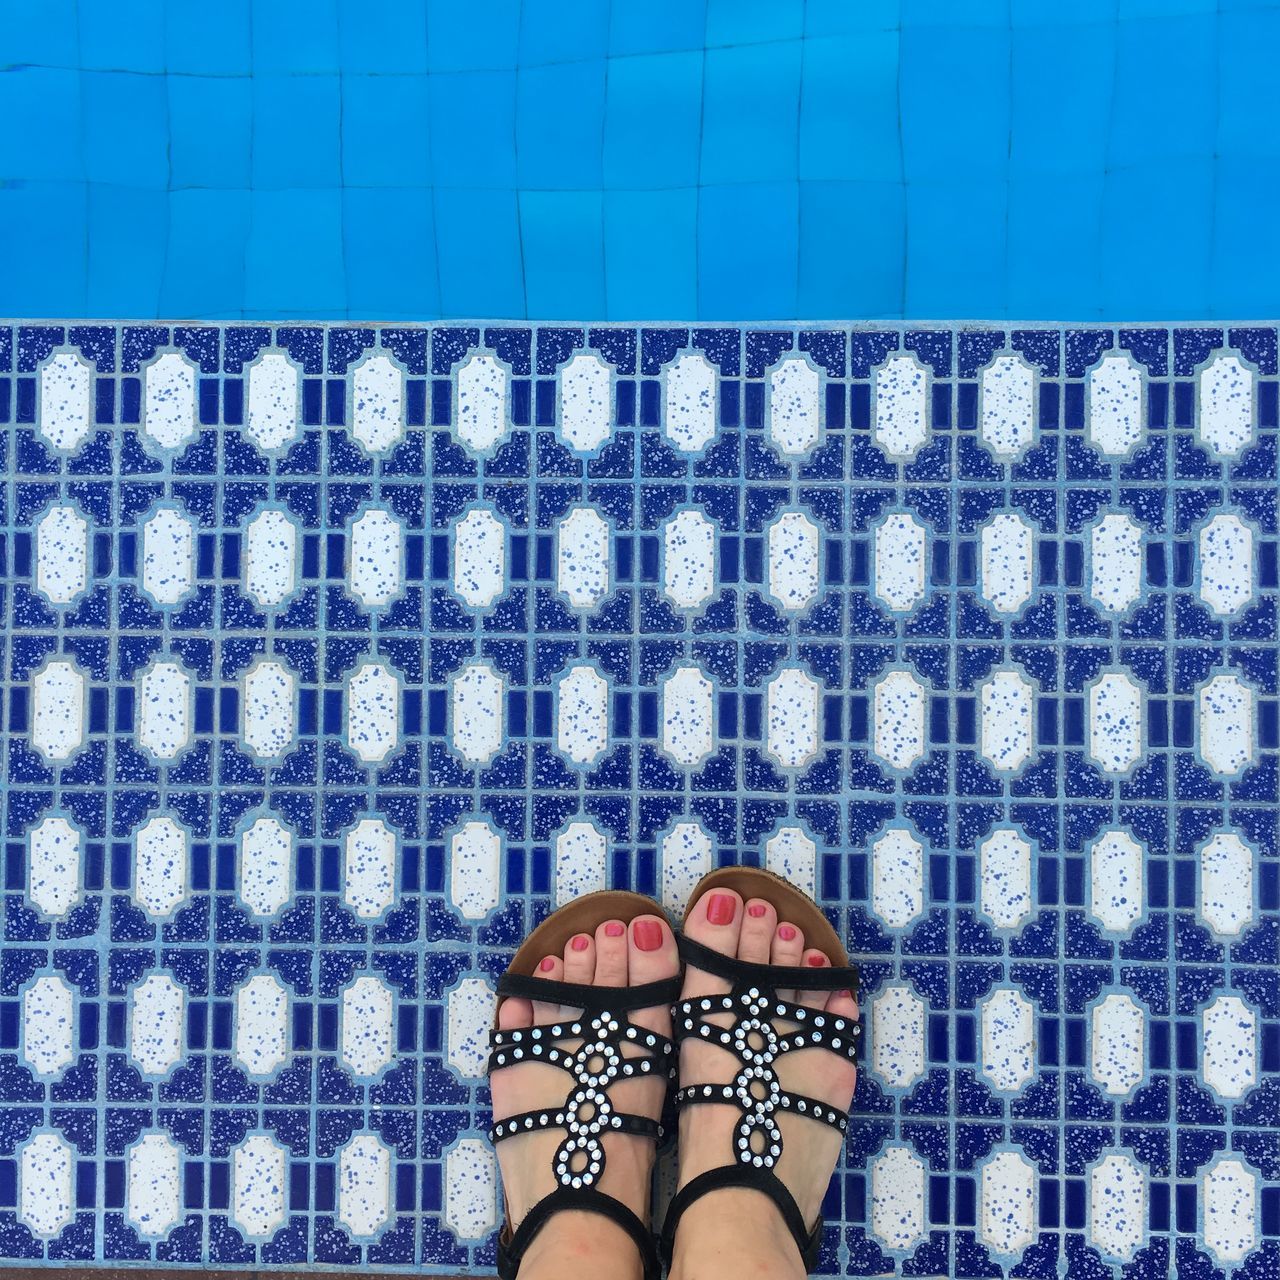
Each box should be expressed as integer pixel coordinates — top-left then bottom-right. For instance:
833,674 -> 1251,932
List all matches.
659,867 -> 861,1275
487,891 -> 682,1280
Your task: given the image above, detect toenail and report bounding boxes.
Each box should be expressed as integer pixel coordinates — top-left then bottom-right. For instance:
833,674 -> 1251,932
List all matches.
707,894 -> 736,925
778,925 -> 796,941
539,956 -> 555,971
633,919 -> 663,952
604,921 -> 625,938
747,904 -> 766,918
571,935 -> 590,952
837,990 -> 852,1000
807,954 -> 826,967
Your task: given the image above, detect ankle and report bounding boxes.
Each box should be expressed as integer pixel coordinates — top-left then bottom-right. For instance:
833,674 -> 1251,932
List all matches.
518,1210 -> 645,1280
668,1189 -> 808,1280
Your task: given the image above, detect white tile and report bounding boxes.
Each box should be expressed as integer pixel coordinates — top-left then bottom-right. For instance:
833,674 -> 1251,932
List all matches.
245,350 -> 301,453
660,820 -> 713,916
1086,353 -> 1144,457
238,815 -> 294,919
558,351 -> 612,453
443,1137 -> 497,1242
1198,513 -> 1254,617
18,1131 -> 73,1238
346,660 -> 401,765
133,816 -> 189,919
1198,673 -> 1255,777
343,817 -> 398,921
338,1134 -> 393,1240
978,827 -> 1032,930
869,1144 -> 927,1253
556,505 -> 610,609
765,665 -> 820,770
872,353 -> 930,461
1088,828 -> 1144,934
140,503 -> 196,608
661,664 -> 714,768
1202,1157 -> 1259,1265
128,972 -> 185,1077
27,815 -> 83,919
37,351 -> 93,453
873,511 -> 927,614
452,507 -> 507,609
143,352 -> 198,452
871,668 -> 926,772
454,353 -> 509,454
446,976 -> 496,1081
350,353 -> 405,455
450,660 -> 505,765
1087,670 -> 1144,775
1089,993 -> 1144,1097
869,983 -> 926,1090
663,352 -> 717,453
1197,354 -> 1255,458
136,658 -> 194,762
870,826 -> 924,931
978,1149 -> 1036,1258
341,975 -> 395,1079
1088,512 -> 1143,615
980,987 -> 1035,1094
556,663 -> 609,766
126,1132 -> 182,1240
765,510 -> 821,613
979,353 -> 1036,461
243,506 -> 300,609
555,819 -> 608,908
240,658 -> 297,762
348,507 -> 404,610
34,503 -> 89,606
979,669 -> 1034,774
22,974 -> 75,1079
1198,830 -> 1254,938
766,355 -> 821,455
662,508 -> 716,610
764,826 -> 816,901
231,1133 -> 287,1241
1202,994 -> 1257,1100
1088,1152 -> 1146,1261
30,658 -> 87,763
233,974 -> 289,1079
448,820 -> 502,922
979,512 -> 1034,615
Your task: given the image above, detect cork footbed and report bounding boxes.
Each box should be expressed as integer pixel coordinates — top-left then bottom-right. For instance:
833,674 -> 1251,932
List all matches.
681,865 -> 854,975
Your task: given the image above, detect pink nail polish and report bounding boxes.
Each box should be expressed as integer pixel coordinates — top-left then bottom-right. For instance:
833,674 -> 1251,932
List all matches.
604,921 -> 625,938
632,919 -> 663,952
571,935 -> 590,952
539,956 -> 556,972
747,904 -> 766,918
777,925 -> 796,942
706,894 -> 736,925
807,954 -> 826,967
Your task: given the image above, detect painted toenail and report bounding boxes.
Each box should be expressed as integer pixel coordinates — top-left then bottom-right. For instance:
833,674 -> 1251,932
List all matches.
807,954 -> 826,967
571,935 -> 590,952
707,893 -> 737,925
837,990 -> 852,1000
539,956 -> 556,971
778,925 -> 796,941
604,921 -> 625,937
633,919 -> 663,951
747,904 -> 766,918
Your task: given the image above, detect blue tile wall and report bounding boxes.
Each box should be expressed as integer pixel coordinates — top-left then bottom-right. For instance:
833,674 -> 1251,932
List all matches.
1,321 -> 1278,1278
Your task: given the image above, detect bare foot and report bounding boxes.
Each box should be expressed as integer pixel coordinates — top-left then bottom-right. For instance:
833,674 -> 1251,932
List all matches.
669,889 -> 859,1279
491,913 -> 679,1278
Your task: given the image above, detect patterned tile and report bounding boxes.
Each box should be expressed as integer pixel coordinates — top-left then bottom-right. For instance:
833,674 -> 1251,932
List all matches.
0,322 -> 1277,1277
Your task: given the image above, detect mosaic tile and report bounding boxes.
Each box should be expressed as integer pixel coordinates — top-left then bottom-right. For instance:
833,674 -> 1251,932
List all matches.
0,322 -> 1277,1279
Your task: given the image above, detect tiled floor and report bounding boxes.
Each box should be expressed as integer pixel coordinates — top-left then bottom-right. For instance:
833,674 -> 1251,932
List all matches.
2,321 -> 1277,1278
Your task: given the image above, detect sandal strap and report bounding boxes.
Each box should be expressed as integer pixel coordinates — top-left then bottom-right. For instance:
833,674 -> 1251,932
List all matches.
673,989 -> 861,1066
498,970 -> 683,1013
499,1185 -> 661,1280
672,1082 -> 848,1134
659,1165 -> 822,1275
678,932 -> 859,993
490,1105 -> 662,1144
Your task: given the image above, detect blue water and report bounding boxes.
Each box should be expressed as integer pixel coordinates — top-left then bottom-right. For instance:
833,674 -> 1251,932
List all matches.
1,0 -> 1278,320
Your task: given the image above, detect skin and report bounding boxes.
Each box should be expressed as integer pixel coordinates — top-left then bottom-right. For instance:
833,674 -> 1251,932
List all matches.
490,890 -> 859,1280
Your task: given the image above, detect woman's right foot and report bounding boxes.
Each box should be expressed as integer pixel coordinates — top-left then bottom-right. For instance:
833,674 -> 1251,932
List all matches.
668,888 -> 859,1279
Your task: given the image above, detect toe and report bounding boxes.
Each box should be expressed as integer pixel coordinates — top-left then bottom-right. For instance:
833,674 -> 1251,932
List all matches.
496,995 -> 533,1032
627,914 -> 679,1037
826,986 -> 860,1025
680,887 -> 743,1000
739,898 -> 777,965
798,947 -> 831,1009
531,954 -> 562,1025
771,921 -> 805,1003
593,918 -> 629,987
561,931 -> 595,1020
